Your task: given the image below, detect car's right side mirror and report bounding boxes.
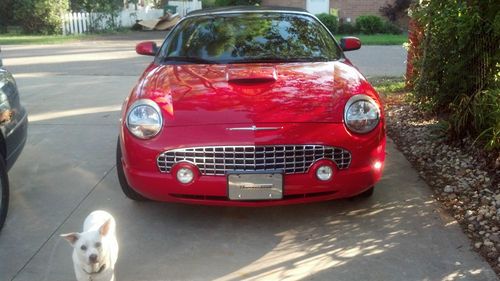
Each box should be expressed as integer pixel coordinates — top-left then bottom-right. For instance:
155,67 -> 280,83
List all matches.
340,37 -> 361,52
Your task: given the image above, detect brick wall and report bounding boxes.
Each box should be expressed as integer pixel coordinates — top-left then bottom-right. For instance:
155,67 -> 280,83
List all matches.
329,0 -> 391,22
261,0 -> 390,18
262,0 -> 402,22
261,0 -> 408,27
261,0 -> 305,9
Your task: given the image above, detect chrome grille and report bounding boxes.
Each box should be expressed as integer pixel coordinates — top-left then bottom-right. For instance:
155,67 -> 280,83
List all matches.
157,145 -> 351,176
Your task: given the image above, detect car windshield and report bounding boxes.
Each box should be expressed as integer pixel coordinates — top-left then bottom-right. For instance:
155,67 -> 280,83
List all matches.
161,13 -> 342,64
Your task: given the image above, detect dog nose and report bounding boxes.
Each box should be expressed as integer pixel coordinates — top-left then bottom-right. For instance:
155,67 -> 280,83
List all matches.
89,254 -> 98,263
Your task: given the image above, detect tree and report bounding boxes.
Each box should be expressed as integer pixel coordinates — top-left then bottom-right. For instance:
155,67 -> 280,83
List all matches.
410,0 -> 500,149
69,0 -> 124,31
0,0 -> 14,33
70,0 -> 123,13
379,0 -> 412,22
13,0 -> 69,34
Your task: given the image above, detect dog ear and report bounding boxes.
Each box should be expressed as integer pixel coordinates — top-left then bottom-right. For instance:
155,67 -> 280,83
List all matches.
99,219 -> 112,236
60,233 -> 80,246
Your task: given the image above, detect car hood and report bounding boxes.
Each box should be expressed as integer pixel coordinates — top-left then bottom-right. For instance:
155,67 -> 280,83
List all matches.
135,61 -> 372,126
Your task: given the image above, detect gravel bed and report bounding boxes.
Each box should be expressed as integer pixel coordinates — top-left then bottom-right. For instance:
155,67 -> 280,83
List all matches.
384,94 -> 500,274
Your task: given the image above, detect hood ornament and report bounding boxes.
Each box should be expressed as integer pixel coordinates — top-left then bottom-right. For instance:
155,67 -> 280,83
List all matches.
227,126 -> 282,131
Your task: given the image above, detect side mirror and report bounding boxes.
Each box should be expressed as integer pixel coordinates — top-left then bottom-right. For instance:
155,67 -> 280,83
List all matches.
136,41 -> 158,56
340,37 -> 361,52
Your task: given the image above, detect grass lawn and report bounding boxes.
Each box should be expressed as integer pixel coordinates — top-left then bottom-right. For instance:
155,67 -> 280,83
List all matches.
370,77 -> 406,93
0,34 -> 89,45
335,34 -> 408,45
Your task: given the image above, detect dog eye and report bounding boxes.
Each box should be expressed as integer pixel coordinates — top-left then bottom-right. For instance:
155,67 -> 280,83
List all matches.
80,245 -> 87,251
95,242 -> 101,248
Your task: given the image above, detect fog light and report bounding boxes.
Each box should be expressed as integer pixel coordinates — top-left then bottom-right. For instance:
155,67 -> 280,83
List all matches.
176,167 -> 194,184
316,165 -> 333,181
373,161 -> 382,170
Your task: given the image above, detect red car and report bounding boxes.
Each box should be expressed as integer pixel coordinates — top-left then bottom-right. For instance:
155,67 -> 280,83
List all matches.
117,6 -> 385,206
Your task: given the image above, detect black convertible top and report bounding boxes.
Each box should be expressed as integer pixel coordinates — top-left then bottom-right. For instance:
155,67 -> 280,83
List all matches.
186,6 -> 309,17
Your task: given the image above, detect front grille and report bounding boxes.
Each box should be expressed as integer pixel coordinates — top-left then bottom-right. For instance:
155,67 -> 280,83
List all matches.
157,145 -> 351,176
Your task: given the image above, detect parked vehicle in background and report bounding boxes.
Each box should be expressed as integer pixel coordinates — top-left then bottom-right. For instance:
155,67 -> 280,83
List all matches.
0,48 -> 28,230
117,6 -> 385,206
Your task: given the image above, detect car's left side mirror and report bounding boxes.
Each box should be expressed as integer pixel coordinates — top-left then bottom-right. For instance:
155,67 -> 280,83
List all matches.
340,37 -> 361,52
136,41 -> 158,56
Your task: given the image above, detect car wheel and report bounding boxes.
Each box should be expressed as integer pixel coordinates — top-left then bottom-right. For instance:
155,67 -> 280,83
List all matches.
116,138 -> 148,201
0,158 -> 9,231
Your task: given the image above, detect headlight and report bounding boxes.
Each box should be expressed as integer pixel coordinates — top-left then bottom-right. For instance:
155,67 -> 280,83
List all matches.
126,99 -> 162,139
344,94 -> 380,134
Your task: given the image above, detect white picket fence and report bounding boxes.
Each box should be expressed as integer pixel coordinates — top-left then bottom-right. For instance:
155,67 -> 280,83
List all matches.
62,7 -> 164,35
120,7 -> 164,27
62,1 -> 203,35
62,12 -> 89,35
168,0 -> 203,17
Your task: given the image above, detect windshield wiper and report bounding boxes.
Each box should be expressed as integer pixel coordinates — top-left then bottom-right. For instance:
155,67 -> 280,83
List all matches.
228,57 -> 334,64
230,57 -> 302,63
308,56 -> 333,62
163,56 -> 217,64
163,56 -> 335,65
293,56 -> 333,62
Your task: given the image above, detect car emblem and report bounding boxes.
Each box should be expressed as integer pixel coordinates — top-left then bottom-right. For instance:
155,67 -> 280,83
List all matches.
227,126 -> 283,131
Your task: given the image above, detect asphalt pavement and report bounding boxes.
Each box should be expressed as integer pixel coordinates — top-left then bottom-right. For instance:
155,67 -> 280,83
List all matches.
0,32 -> 496,281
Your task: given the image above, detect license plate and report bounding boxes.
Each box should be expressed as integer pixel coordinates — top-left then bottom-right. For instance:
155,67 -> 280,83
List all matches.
227,172 -> 283,200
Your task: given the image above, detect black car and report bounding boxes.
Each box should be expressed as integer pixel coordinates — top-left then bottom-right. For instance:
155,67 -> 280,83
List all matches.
0,48 -> 28,230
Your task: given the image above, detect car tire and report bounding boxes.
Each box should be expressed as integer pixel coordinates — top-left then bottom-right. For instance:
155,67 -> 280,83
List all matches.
0,157 -> 9,231
116,138 -> 148,201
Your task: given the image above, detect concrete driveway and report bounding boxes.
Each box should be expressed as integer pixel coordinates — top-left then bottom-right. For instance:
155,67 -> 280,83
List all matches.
0,32 -> 496,281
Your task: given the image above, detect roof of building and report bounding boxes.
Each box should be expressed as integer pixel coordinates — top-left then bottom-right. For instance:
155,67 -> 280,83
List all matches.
186,6 -> 309,17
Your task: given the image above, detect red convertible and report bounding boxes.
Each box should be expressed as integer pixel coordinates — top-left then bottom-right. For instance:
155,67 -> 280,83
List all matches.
117,6 -> 386,206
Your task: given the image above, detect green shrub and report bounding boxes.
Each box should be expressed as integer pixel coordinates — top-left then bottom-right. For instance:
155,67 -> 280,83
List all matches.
202,0 -> 217,8
411,0 -> 499,149
14,0 -> 69,34
356,15 -> 384,34
70,0 -> 122,13
316,13 -> 338,34
450,89 -> 500,150
338,22 -> 358,34
0,0 -> 14,33
70,0 -> 123,31
339,17 -> 400,35
383,21 -> 402,34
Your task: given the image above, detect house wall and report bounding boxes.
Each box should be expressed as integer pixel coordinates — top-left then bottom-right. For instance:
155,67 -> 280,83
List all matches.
330,0 -> 389,22
261,0 -> 408,27
261,0 -> 389,18
261,0 -> 305,9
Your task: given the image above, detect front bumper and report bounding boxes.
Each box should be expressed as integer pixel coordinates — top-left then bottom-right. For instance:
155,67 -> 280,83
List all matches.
120,123 -> 385,206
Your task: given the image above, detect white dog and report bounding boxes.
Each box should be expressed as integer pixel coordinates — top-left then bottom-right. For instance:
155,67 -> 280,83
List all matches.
61,210 -> 118,281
